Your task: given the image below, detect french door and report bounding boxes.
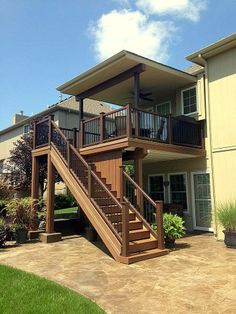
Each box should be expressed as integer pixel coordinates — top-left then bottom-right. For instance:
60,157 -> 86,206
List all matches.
192,172 -> 212,231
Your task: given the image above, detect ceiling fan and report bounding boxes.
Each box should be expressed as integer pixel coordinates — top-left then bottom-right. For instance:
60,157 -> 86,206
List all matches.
122,90 -> 154,102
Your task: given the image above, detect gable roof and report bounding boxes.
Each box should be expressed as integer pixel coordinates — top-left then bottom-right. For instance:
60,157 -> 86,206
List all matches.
57,50 -> 196,105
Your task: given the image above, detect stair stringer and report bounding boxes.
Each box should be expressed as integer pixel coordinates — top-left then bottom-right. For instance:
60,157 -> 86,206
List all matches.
50,146 -> 123,262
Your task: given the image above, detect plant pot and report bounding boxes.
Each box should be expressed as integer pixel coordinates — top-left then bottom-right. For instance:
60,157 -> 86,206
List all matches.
223,230 -> 236,248
165,237 -> 175,248
15,228 -> 28,244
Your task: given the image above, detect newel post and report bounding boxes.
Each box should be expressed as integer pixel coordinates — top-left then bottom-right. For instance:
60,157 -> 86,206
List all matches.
156,201 -> 165,250
121,201 -> 129,257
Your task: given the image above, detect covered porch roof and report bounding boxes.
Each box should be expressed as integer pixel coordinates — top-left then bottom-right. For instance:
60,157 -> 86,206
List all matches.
57,50 -> 197,106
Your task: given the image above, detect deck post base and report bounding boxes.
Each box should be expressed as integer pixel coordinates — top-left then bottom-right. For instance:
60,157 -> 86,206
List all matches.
39,232 -> 62,243
28,230 -> 42,240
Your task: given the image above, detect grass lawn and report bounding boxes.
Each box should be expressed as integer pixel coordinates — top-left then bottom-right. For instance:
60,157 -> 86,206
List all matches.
54,207 -> 78,215
0,264 -> 105,314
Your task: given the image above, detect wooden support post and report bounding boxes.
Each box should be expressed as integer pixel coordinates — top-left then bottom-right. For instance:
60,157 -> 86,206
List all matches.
168,114 -> 172,144
134,72 -> 140,109
100,112 -> 105,143
156,201 -> 165,250
46,154 -> 55,234
126,103 -> 132,138
48,115 -> 52,146
134,157 -> 143,215
121,201 -> 129,257
72,128 -> 77,147
79,120 -> 84,148
31,156 -> 39,230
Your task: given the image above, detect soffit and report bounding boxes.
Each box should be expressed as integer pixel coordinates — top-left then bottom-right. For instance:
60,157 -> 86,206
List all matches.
57,51 -> 196,105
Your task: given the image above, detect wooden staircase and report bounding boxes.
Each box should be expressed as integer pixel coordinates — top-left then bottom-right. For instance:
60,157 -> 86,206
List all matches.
33,118 -> 168,264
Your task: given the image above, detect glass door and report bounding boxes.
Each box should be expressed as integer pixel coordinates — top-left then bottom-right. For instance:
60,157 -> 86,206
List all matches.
192,173 -> 212,231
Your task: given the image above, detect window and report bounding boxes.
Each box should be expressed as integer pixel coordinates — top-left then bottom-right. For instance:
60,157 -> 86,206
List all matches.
156,101 -> 171,116
169,174 -> 188,211
23,124 -> 30,134
149,175 -> 164,201
182,87 -> 197,115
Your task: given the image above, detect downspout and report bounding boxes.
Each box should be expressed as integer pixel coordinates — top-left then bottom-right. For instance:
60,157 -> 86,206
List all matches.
198,53 -> 218,237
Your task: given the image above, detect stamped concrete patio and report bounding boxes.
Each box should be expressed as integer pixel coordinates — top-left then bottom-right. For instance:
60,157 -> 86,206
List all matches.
0,233 -> 236,314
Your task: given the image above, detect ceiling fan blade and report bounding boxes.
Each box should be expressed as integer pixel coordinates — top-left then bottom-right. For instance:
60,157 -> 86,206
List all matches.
141,97 -> 153,101
140,92 -> 152,97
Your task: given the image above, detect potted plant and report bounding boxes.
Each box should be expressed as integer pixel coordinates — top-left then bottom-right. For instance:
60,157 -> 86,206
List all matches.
152,213 -> 186,247
217,201 -> 236,248
13,223 -> 28,244
5,198 -> 32,244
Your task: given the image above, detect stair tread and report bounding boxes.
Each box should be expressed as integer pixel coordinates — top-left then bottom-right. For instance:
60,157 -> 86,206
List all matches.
126,248 -> 169,264
129,238 -> 158,245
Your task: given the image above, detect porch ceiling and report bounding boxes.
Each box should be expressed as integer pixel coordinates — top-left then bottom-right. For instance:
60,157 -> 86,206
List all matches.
57,51 -> 197,106
143,149 -> 197,163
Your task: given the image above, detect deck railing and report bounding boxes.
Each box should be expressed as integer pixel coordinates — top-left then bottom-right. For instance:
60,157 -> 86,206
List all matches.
80,104 -> 203,149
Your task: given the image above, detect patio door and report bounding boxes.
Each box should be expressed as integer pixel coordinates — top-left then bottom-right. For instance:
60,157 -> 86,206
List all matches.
192,172 -> 213,231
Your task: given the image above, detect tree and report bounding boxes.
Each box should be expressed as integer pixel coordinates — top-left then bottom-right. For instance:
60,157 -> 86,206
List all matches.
6,133 -> 59,195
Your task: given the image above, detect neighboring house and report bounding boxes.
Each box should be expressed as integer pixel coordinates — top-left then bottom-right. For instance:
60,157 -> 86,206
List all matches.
0,97 -> 112,192
32,33 -> 236,263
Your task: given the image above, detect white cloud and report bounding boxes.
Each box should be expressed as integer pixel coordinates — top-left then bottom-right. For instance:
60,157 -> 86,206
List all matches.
89,9 -> 176,62
135,0 -> 207,22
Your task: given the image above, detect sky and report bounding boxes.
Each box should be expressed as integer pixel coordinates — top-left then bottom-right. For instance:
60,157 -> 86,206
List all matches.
0,0 -> 235,130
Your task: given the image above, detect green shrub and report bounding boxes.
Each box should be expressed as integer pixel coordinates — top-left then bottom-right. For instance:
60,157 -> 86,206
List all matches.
152,213 -> 186,242
217,201 -> 236,231
4,198 -> 32,230
54,193 -> 76,210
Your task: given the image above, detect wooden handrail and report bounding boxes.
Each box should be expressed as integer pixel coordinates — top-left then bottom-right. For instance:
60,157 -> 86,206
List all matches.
50,119 -> 123,243
123,171 -> 156,208
83,116 -> 100,123
124,197 -> 158,239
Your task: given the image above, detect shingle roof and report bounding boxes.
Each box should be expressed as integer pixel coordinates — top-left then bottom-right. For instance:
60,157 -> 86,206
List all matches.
0,97 -> 112,135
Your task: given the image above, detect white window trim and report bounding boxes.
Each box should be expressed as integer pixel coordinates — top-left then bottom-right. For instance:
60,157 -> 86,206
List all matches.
168,172 -> 189,213
155,100 -> 171,115
181,86 -> 198,116
191,170 -> 213,232
148,174 -> 166,202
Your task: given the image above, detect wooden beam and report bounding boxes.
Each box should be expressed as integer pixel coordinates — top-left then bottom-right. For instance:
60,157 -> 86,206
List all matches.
46,154 -> 55,233
76,64 -> 146,99
134,72 -> 140,108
